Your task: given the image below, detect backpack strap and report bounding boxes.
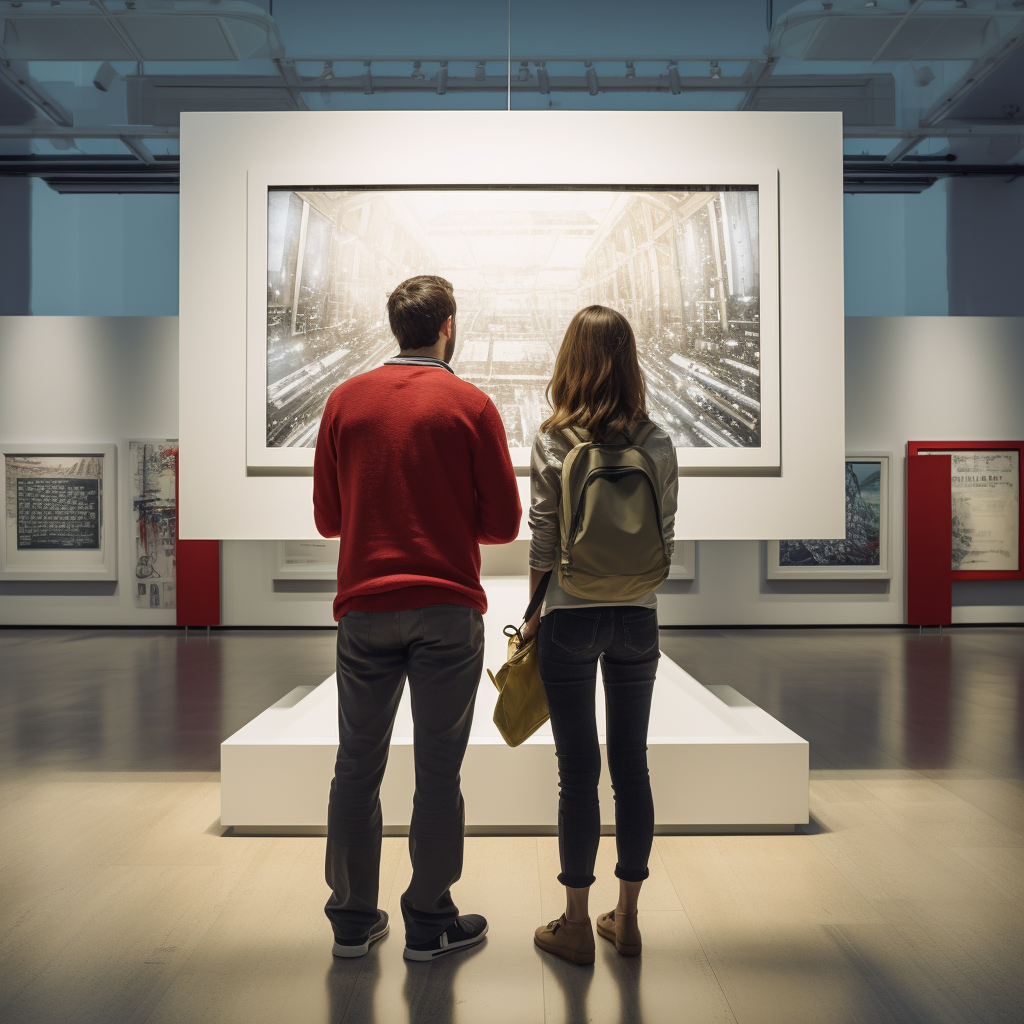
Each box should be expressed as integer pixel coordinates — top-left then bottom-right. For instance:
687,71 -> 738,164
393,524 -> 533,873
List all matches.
561,426 -> 588,447
632,420 -> 657,447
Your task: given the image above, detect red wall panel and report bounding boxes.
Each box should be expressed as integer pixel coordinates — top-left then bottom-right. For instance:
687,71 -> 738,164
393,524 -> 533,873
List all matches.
906,454 -> 952,626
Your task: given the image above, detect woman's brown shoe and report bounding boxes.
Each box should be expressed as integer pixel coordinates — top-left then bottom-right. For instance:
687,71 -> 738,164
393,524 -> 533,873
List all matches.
596,909 -> 642,956
534,915 -> 596,965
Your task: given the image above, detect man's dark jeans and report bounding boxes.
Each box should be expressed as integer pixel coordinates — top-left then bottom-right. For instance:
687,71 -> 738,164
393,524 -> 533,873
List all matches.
324,604 -> 484,946
537,605 -> 660,889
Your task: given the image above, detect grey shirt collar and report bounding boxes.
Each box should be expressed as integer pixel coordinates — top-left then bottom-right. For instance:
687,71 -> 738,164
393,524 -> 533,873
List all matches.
383,355 -> 455,375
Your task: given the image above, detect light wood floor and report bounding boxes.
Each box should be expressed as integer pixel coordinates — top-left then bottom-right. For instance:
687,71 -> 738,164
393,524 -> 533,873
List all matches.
1,627 -> 1022,1023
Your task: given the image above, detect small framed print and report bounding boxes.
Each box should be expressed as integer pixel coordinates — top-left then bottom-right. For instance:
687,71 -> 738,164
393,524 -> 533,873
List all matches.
1,443 -> 117,582
908,440 -> 1023,580
274,538 -> 339,580
767,453 -> 891,580
128,440 -> 178,609
667,540 -> 696,581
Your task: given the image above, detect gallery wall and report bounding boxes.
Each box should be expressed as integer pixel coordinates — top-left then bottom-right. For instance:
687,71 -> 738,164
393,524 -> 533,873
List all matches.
0,316 -> 178,626
2,314 -> 1021,628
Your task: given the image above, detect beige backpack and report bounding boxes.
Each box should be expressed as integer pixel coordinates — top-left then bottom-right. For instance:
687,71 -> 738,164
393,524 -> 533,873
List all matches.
557,423 -> 670,601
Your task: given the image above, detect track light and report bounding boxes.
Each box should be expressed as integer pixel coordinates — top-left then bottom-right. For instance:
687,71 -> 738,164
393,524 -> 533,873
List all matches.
319,61 -> 334,81
518,61 -> 531,82
93,61 -> 118,92
709,61 -> 721,80
436,61 -> 448,96
537,61 -> 550,95
625,61 -> 635,79
475,62 -> 486,82
584,61 -> 598,96
411,61 -> 424,80
668,60 -> 681,95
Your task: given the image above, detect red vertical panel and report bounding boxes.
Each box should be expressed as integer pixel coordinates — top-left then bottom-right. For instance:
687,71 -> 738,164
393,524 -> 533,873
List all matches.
174,452 -> 221,627
906,454 -> 952,626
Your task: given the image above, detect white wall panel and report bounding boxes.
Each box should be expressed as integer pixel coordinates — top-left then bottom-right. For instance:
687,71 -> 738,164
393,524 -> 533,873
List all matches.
0,316 -> 178,626
179,109 -> 846,541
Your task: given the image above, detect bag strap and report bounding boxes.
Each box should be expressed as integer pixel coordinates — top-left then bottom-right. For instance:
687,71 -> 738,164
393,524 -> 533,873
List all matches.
632,419 -> 657,447
523,570 -> 552,623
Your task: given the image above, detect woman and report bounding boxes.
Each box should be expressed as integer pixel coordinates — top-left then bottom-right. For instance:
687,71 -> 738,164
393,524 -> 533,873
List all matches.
525,305 -> 678,965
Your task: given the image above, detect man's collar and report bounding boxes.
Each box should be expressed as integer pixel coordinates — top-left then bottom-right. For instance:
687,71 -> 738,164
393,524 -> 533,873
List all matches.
383,355 -> 455,375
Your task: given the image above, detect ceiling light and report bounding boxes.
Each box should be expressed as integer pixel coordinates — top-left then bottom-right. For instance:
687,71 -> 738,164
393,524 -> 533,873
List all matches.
319,61 -> 334,81
913,65 -> 935,87
709,62 -> 721,80
93,61 -> 118,92
518,61 -> 531,82
537,62 -> 550,95
625,62 -> 635,79
411,61 -> 424,80
475,62 -> 486,82
584,61 -> 598,96
436,61 -> 448,96
668,60 -> 681,95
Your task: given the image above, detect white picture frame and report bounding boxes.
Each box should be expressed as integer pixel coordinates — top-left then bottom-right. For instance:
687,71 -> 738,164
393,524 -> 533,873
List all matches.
1,443 -> 118,582
667,540 -> 697,581
179,110 -> 846,543
766,453 -> 891,580
274,538 -> 339,580
248,181 -> 777,473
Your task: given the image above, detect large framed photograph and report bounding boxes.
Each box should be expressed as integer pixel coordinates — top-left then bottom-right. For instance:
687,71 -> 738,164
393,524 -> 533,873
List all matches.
274,538 -> 339,580
908,441 -> 1023,580
247,177 -> 779,474
129,440 -> 177,608
1,443 -> 117,582
767,454 -> 890,580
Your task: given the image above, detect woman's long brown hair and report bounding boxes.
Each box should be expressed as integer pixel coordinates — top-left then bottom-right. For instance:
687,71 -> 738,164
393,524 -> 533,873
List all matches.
541,305 -> 648,442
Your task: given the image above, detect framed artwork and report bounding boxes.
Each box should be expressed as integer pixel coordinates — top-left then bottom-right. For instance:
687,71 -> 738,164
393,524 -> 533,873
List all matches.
667,540 -> 697,581
767,453 -> 890,579
129,440 -> 178,608
274,538 -> 339,580
1,443 -> 117,582
246,174 -> 779,475
908,441 -> 1023,580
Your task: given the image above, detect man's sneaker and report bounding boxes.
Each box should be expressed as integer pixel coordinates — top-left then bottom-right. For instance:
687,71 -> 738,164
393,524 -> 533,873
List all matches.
403,914 -> 488,961
332,910 -> 390,958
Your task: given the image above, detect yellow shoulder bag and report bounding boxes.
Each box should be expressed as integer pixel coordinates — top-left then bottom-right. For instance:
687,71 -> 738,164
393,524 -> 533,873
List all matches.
487,572 -> 552,747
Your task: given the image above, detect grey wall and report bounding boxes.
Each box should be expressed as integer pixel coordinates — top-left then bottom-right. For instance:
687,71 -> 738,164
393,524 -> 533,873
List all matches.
2,315 -> 1022,627
948,177 -> 1024,317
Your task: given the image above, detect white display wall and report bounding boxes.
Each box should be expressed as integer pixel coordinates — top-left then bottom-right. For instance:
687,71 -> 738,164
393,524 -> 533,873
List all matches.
178,109 -> 846,543
2,315 -> 1022,627
0,317 -> 178,626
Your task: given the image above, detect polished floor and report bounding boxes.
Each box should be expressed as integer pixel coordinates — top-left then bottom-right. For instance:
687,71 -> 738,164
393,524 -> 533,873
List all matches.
1,626 -> 1023,1023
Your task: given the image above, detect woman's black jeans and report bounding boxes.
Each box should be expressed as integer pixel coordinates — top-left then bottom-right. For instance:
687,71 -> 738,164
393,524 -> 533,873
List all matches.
537,605 -> 659,889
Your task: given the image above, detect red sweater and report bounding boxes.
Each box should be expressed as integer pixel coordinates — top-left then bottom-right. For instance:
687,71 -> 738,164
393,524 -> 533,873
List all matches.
313,361 -> 522,620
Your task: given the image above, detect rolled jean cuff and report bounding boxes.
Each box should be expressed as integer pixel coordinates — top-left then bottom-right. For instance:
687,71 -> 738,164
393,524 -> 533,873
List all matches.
557,871 -> 597,889
614,865 -> 650,883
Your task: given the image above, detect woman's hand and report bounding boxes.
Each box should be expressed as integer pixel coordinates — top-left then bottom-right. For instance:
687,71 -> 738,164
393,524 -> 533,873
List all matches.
521,612 -> 541,643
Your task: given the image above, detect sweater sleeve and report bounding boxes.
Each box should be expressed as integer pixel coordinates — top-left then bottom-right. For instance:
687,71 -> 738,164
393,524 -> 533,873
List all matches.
312,399 -> 342,538
470,397 -> 522,545
528,433 -> 560,571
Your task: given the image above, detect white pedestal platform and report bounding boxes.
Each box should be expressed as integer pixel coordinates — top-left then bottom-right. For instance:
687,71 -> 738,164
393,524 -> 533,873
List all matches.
221,580 -> 809,834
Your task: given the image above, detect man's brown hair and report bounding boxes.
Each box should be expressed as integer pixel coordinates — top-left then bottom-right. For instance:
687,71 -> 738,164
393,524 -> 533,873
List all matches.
541,305 -> 648,442
387,275 -> 456,350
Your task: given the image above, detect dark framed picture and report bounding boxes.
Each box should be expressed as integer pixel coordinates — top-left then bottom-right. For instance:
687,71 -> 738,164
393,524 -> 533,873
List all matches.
1,443 -> 118,582
767,453 -> 890,580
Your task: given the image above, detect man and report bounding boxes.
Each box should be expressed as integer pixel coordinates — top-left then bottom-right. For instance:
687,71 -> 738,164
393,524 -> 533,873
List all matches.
313,275 -> 521,961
